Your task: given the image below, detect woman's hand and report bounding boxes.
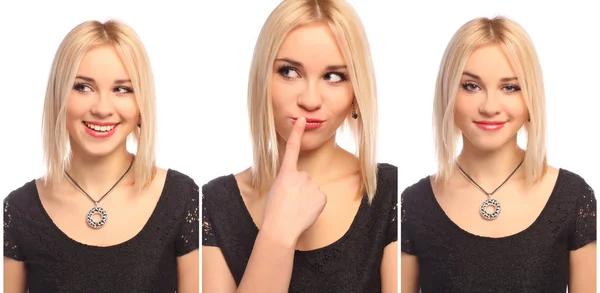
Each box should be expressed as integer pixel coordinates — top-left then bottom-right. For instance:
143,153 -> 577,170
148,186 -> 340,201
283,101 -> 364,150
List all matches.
261,117 -> 328,247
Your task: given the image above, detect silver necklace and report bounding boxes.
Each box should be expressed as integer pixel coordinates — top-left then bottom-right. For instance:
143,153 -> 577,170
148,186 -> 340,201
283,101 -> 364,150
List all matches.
456,159 -> 524,220
64,158 -> 134,229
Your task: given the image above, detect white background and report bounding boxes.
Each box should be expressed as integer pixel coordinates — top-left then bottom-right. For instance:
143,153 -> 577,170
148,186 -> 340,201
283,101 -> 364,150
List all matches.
1,0 -> 598,289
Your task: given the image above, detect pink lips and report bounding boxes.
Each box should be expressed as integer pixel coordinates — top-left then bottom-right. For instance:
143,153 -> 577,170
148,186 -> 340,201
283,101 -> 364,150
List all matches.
475,121 -> 505,131
83,121 -> 118,138
291,117 -> 325,130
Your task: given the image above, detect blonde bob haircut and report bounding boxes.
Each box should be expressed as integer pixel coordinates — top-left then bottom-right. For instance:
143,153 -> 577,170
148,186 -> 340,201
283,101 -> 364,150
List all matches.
248,0 -> 379,203
433,16 -> 547,185
42,20 -> 157,191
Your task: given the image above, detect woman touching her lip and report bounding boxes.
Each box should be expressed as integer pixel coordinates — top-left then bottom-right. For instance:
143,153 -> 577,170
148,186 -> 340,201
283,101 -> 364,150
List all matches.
201,0 -> 398,292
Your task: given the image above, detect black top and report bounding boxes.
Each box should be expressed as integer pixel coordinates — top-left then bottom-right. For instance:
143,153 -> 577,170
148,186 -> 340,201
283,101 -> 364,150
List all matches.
3,169 -> 199,293
202,163 -> 397,293
401,168 -> 597,293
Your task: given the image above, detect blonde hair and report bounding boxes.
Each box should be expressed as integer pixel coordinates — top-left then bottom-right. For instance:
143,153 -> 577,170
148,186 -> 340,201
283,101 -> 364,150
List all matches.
42,19 -> 157,191
247,0 -> 379,203
433,16 -> 547,185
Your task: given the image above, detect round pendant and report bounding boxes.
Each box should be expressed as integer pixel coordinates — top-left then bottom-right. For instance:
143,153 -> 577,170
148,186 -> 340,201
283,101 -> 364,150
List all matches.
480,198 -> 501,220
86,206 -> 108,229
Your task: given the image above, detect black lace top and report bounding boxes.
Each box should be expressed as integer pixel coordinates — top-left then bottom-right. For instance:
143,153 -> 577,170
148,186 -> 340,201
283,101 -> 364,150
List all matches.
401,168 -> 596,293
202,163 -> 397,293
3,169 -> 199,293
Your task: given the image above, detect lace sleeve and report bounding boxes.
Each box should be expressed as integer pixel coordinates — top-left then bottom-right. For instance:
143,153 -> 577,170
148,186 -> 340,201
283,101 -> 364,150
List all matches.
400,189 -> 416,255
202,190 -> 218,247
569,183 -> 596,250
175,183 -> 200,257
386,201 -> 398,246
4,198 -> 24,261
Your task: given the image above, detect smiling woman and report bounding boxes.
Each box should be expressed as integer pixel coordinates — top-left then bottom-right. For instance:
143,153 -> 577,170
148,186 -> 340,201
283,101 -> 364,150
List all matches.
400,16 -> 596,293
201,0 -> 397,292
67,45 -> 141,159
3,20 -> 199,293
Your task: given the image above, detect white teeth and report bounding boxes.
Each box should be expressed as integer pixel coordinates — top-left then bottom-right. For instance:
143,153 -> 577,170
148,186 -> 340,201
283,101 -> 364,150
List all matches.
85,122 -> 116,132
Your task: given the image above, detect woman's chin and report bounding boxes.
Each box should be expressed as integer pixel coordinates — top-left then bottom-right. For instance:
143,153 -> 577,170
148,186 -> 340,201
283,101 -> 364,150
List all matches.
70,135 -> 128,158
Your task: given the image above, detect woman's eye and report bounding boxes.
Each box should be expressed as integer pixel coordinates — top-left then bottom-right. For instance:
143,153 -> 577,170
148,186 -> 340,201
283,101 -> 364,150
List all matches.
462,82 -> 480,92
278,66 -> 300,79
74,83 -> 92,92
503,84 -> 521,93
115,87 -> 133,94
325,72 -> 347,83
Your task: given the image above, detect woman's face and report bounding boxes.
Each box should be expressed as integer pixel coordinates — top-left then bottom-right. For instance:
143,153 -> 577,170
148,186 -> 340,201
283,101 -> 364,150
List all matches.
271,22 -> 354,151
454,43 -> 528,153
66,44 -> 139,157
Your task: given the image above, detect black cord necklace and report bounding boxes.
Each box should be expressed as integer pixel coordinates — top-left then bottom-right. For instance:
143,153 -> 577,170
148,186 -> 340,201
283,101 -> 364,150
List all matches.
64,157 -> 134,229
456,158 -> 524,220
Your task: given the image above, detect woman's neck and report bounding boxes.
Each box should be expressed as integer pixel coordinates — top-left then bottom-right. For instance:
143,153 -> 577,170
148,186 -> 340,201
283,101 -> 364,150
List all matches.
277,135 -> 355,184
456,137 -> 525,188
65,144 -> 134,196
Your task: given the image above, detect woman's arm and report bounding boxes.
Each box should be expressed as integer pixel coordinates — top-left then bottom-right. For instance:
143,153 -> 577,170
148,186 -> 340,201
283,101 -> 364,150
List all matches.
202,246 -> 237,292
569,242 -> 596,293
568,179 -> 596,293
4,194 -> 27,293
401,252 -> 419,293
174,174 -> 200,292
202,229 -> 296,293
4,257 -> 27,293
237,229 -> 296,292
177,249 -> 199,293
381,242 -> 398,293
203,119 -> 326,292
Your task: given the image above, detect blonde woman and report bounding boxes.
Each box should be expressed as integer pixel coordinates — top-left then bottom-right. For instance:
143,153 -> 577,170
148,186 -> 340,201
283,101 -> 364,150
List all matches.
202,0 -> 397,292
3,20 -> 199,292
401,16 -> 596,292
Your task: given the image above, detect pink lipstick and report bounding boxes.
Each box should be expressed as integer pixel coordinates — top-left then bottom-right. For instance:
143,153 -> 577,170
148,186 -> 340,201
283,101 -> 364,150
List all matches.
292,117 -> 325,130
83,121 -> 118,138
474,120 -> 505,131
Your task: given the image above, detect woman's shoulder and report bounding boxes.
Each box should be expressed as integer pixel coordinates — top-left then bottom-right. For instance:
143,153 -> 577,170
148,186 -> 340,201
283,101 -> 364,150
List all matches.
202,173 -> 239,195
376,162 -> 397,179
554,167 -> 596,201
556,167 -> 594,188
400,174 -> 432,201
551,167 -> 596,249
4,180 -> 41,232
163,168 -> 197,188
200,169 -> 247,207
370,163 -> 397,206
4,179 -> 38,210
200,170 -> 249,231
374,162 -> 396,186
160,168 -> 199,205
372,163 -> 429,205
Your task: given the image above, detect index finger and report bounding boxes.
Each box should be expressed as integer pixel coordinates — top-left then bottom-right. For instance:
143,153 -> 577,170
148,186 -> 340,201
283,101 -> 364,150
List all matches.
280,117 -> 306,172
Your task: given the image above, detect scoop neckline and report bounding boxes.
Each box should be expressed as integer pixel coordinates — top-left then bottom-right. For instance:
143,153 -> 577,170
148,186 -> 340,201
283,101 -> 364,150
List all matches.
227,173 -> 367,254
426,168 -> 563,241
32,169 -> 172,250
